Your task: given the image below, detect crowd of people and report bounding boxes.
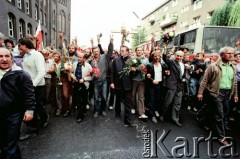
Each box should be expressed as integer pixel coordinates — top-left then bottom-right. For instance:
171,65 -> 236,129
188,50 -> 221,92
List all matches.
1,31 -> 240,158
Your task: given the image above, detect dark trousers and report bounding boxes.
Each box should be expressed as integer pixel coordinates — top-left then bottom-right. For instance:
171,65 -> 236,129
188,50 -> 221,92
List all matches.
73,83 -> 87,119
161,88 -> 182,122
25,86 -> 48,131
108,87 -> 115,107
115,89 -> 132,122
216,89 -> 230,138
237,81 -> 240,111
198,90 -> 230,139
148,82 -> 162,118
0,112 -> 24,159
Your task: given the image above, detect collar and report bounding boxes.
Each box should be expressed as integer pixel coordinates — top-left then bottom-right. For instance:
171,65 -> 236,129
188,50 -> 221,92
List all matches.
219,60 -> 233,66
78,61 -> 85,67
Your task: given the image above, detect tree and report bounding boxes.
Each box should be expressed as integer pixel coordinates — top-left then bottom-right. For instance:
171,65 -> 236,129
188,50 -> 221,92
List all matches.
228,0 -> 240,26
131,27 -> 147,49
210,1 -> 233,26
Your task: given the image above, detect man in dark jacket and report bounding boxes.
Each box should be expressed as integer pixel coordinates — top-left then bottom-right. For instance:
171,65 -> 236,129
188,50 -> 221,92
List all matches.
0,47 -> 36,159
110,45 -> 133,126
161,50 -> 185,127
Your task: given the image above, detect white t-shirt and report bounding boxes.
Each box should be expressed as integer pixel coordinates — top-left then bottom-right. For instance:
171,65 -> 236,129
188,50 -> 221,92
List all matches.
154,64 -> 162,82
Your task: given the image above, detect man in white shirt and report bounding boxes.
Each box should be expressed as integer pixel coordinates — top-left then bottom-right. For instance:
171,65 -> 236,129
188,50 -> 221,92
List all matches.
18,38 -> 49,138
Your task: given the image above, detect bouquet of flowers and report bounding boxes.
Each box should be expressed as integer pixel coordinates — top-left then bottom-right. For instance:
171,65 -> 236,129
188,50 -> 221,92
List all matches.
119,58 -> 147,79
87,68 -> 100,78
161,30 -> 175,44
63,61 -> 76,81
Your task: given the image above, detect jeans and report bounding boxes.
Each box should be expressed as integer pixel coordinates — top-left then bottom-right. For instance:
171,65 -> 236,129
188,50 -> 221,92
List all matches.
0,112 -> 24,159
94,79 -> 107,113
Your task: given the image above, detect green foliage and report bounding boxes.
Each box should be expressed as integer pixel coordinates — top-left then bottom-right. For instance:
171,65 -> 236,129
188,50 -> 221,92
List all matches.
228,0 -> 240,26
210,8 -> 221,25
131,27 -> 147,49
210,1 -> 233,26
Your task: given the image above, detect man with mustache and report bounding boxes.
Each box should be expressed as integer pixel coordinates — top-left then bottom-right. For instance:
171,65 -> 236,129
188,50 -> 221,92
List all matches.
0,47 -> 35,158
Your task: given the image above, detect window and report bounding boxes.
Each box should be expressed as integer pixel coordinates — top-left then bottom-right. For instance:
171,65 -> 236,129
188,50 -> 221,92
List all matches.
26,0 -> 30,15
180,21 -> 189,27
35,4 -> 39,21
40,9 -> 43,24
193,0 -> 202,11
193,16 -> 201,23
172,0 -> 178,7
52,10 -> 56,26
44,13 -> 47,26
207,11 -> 214,19
8,13 -> 16,38
19,19 -> 25,38
18,0 -> 22,10
7,0 -> 15,4
44,32 -> 47,46
181,6 -> 189,13
59,10 -> 66,32
27,23 -> 32,34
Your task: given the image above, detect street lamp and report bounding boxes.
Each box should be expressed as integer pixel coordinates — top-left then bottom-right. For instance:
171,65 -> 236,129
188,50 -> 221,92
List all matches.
133,11 -> 141,45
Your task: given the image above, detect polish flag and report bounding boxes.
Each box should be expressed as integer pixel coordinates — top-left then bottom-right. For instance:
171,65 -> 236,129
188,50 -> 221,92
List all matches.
35,20 -> 43,51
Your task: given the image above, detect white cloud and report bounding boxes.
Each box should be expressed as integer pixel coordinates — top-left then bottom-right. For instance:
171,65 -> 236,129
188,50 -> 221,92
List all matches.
71,0 -> 165,49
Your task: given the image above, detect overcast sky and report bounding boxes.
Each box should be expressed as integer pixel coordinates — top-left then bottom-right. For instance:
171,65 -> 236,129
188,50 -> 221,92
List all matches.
71,0 -> 166,49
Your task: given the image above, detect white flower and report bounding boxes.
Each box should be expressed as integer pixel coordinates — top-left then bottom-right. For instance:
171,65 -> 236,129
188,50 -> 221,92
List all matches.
64,62 -> 72,70
132,59 -> 137,63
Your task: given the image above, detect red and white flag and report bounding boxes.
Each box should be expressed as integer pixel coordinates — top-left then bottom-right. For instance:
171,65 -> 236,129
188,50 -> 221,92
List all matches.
35,20 -> 43,51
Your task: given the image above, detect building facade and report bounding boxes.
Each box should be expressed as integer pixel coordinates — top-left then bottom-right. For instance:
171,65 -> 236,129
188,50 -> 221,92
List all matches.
142,0 -> 227,41
0,0 -> 71,48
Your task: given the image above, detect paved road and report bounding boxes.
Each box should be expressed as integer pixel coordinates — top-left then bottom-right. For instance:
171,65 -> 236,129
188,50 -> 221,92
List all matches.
20,106 -> 240,159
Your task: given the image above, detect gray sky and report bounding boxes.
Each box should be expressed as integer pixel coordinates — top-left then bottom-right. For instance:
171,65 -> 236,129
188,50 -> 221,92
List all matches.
71,0 -> 165,49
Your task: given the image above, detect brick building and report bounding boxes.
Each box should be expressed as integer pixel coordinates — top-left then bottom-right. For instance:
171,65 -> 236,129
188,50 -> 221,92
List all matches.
0,0 -> 71,48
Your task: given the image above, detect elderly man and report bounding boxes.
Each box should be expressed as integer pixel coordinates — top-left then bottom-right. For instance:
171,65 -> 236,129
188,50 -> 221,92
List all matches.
197,46 -> 238,146
0,47 -> 35,159
72,52 -> 92,123
161,50 -> 185,127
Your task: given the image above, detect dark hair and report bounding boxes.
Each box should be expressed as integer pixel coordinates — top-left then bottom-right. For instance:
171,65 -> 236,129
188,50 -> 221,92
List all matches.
19,38 -> 35,49
121,45 -> 129,52
179,47 -> 189,52
84,53 -> 91,59
4,39 -> 15,47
